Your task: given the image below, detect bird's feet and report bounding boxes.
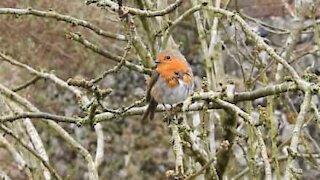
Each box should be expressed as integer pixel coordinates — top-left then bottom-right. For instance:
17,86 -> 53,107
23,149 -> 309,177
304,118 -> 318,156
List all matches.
162,103 -> 183,125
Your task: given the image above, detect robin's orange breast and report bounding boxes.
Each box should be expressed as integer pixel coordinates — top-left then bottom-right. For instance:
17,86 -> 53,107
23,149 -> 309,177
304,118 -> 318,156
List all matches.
150,76 -> 193,104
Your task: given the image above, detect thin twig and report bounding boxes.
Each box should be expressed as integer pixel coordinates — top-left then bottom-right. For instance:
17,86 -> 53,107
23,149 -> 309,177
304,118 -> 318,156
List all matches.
162,4 -> 202,48
91,31 -> 133,84
12,76 -> 41,92
239,11 -> 289,35
68,32 -> 152,75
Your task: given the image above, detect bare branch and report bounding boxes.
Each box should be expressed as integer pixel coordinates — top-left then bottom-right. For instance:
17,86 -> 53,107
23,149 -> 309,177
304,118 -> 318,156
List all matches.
285,90 -> 312,178
90,45 -> 129,84
0,125 -> 62,180
185,141 -> 229,180
213,99 -> 272,179
67,32 -> 152,75
0,112 -> 79,124
94,123 -> 104,169
171,124 -> 184,176
86,0 -> 183,17
0,84 -> 99,179
0,8 -> 126,41
12,76 -> 41,92
203,6 -> 301,81
162,4 -> 202,48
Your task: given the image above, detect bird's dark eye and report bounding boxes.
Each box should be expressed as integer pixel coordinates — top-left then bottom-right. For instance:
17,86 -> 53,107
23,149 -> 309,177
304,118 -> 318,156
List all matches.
165,55 -> 171,60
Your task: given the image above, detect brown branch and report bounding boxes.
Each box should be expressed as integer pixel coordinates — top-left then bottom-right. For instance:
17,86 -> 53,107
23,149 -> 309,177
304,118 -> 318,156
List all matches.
0,112 -> 79,124
0,8 -> 126,41
213,99 -> 272,179
239,11 -> 289,35
90,50 -> 127,83
93,81 -> 297,123
203,6 -> 300,81
0,52 -> 300,124
162,4 -> 202,47
185,141 -> 229,180
68,32 -> 152,75
0,125 -> 62,180
90,22 -> 133,84
86,0 -> 183,17
233,153 -> 320,180
233,81 -> 297,102
67,78 -> 112,99
0,83 -> 99,179
12,76 -> 41,92
285,90 -> 312,178
0,52 -> 90,108
179,123 -> 218,179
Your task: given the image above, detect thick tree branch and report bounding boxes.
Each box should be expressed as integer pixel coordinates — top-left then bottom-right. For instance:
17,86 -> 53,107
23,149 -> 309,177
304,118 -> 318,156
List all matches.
93,81 -> 297,122
0,112 -> 79,124
213,99 -> 272,179
285,90 -> 312,178
171,124 -> 184,176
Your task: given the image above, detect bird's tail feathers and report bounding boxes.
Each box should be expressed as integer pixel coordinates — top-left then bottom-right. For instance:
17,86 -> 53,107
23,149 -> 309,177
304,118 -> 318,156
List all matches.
142,98 -> 158,121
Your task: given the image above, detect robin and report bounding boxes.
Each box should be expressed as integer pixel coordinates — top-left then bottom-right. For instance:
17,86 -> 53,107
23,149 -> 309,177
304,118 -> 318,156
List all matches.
142,50 -> 194,121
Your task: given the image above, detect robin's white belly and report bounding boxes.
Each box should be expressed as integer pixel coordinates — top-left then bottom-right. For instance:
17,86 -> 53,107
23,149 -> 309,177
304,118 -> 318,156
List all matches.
151,78 -> 193,104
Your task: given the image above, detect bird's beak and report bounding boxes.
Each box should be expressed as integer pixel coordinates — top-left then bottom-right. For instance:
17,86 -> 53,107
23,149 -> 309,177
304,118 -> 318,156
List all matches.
151,59 -> 159,68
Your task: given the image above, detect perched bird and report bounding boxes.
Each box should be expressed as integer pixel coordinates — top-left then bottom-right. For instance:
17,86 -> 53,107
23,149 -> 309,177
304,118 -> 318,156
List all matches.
142,50 -> 194,121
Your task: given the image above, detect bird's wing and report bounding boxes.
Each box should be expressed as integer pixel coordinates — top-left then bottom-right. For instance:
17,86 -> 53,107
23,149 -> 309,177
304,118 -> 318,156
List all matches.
146,70 -> 160,102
